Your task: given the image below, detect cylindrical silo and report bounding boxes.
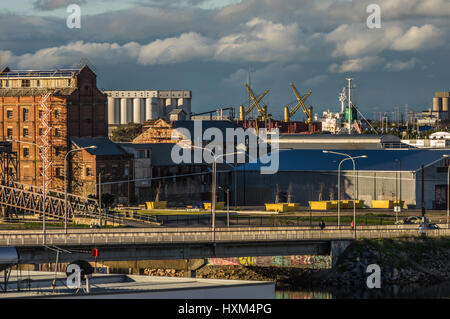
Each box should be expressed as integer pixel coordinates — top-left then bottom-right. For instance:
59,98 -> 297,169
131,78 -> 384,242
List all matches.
442,97 -> 449,112
433,97 -> 442,112
133,98 -> 141,124
114,98 -> 120,124
107,97 -> 115,125
120,98 -> 128,124
443,97 -> 449,120
145,98 -> 153,120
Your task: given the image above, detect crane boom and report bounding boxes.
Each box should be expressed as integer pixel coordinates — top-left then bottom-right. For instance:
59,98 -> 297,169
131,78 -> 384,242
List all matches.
239,83 -> 270,121
285,82 -> 313,130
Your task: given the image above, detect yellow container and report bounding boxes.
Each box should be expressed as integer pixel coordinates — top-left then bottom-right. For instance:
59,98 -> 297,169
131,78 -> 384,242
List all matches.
372,200 -> 390,208
145,201 -> 167,209
265,203 -> 289,212
309,201 -> 337,210
203,202 -> 225,210
287,203 -> 300,212
340,200 -> 350,209
372,200 -> 402,209
345,200 -> 365,208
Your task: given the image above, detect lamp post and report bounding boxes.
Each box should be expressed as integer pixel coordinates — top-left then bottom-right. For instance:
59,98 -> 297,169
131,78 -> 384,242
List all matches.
323,151 -> 367,235
64,145 -> 97,234
336,156 -> 367,229
184,144 -> 244,241
9,139 -> 46,245
443,155 -> 449,227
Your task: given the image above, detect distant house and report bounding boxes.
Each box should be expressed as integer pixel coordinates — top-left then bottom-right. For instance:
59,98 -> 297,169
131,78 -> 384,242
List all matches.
71,137 -> 134,203
169,109 -> 187,121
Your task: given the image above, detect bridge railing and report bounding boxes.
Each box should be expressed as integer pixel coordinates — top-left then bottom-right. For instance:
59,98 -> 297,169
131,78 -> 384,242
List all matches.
1,226 -> 449,247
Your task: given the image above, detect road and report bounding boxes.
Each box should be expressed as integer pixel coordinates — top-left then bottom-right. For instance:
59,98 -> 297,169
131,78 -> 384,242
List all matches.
1,224 -> 449,247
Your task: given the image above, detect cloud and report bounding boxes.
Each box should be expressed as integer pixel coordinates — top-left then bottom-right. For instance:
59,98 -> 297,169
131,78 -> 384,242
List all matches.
302,74 -> 329,87
33,0 -> 86,11
391,24 -> 444,51
329,56 -> 384,73
326,0 -> 450,22
2,41 -> 140,69
138,32 -> 214,65
384,58 -> 419,71
215,18 -> 308,63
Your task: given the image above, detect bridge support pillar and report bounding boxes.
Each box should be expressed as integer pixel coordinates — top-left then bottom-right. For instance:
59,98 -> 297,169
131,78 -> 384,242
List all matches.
184,258 -> 208,278
330,240 -> 353,268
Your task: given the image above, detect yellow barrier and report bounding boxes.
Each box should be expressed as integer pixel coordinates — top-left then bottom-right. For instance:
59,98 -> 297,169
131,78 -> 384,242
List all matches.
372,200 -> 404,209
309,201 -> 337,210
203,202 -> 225,210
265,203 -> 289,212
344,200 -> 365,208
145,201 -> 167,209
287,203 -> 300,212
265,203 -> 300,212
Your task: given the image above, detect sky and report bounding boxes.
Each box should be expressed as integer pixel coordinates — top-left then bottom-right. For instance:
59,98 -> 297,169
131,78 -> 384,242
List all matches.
1,0 -> 449,121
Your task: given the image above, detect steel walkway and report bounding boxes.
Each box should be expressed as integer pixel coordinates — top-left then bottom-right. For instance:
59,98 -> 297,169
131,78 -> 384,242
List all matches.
0,180 -> 101,221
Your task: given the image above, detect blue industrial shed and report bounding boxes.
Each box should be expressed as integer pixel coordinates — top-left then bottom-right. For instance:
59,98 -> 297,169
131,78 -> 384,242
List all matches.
233,149 -> 450,210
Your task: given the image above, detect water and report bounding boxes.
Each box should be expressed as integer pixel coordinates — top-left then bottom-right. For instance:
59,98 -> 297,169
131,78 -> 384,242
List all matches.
276,280 -> 450,299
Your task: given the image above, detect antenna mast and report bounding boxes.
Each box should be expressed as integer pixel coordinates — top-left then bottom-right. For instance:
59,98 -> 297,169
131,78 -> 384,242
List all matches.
346,78 -> 353,135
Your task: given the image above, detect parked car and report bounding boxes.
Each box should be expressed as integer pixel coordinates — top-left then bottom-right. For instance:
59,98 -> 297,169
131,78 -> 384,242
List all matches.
395,216 -> 425,225
418,223 -> 440,234
406,216 -> 425,224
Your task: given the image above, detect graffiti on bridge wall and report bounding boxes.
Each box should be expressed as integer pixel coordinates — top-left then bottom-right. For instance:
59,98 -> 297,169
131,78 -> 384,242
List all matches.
208,255 -> 331,269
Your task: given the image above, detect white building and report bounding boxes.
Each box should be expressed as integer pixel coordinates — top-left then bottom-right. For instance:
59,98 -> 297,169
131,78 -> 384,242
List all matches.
103,90 -> 192,127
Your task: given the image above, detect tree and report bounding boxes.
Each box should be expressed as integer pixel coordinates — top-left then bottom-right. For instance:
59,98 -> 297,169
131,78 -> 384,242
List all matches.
110,123 -> 142,142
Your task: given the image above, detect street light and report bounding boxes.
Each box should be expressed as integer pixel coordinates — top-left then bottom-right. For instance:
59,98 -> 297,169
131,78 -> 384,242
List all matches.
323,150 -> 367,235
182,143 -> 244,241
8,139 -> 46,245
443,155 -> 449,227
64,145 -> 97,233
335,155 -> 367,229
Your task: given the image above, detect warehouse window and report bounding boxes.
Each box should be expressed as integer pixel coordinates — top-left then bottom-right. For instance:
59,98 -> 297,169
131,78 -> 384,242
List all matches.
55,109 -> 60,119
21,79 -> 30,88
86,167 -> 92,177
7,128 -> 13,139
7,110 -> 13,119
55,147 -> 61,156
39,110 -> 43,118
36,80 -> 40,87
137,150 -> 146,158
124,166 -> 129,177
55,168 -> 62,177
5,80 -> 9,87
23,148 -> 29,158
23,108 -> 29,121
23,127 -> 29,137
54,128 -> 61,137
39,128 -> 43,136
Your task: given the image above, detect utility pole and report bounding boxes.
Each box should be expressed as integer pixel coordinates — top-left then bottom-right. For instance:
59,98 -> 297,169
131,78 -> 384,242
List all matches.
99,172 -> 102,226
421,165 -> 425,218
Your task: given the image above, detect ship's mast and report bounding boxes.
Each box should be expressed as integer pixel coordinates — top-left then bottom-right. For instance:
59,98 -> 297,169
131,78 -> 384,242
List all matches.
346,78 -> 353,135
339,87 -> 346,114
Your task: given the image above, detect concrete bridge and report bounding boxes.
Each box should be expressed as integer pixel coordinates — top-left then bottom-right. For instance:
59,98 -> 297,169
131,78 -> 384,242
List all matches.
1,225 -> 449,267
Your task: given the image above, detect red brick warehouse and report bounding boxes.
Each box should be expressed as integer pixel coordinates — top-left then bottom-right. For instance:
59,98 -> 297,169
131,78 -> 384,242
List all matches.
0,65 -> 114,197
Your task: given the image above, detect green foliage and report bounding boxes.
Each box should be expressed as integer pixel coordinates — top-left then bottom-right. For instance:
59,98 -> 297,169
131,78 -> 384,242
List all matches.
110,123 -> 142,142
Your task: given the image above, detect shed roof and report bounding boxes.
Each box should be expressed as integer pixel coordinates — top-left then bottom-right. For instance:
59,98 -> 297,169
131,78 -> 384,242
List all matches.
237,149 -> 450,172
71,137 -> 128,156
